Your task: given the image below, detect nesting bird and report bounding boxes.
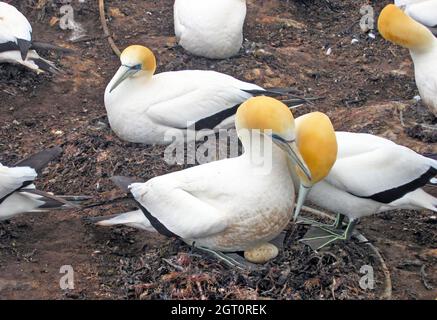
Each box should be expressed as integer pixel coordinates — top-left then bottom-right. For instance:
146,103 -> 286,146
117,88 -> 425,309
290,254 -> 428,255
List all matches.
297,132 -> 437,250
105,45 -> 308,145
378,4 -> 437,115
174,0 -> 246,59
0,147 -> 85,221
0,1 -> 58,73
93,97 -> 311,265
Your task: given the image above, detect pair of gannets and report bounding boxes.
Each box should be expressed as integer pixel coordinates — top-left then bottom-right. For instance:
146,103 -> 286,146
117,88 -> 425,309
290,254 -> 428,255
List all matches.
105,45 -> 307,145
95,97 -> 332,265
174,0 -> 246,59
0,1 -> 58,73
378,4 -> 437,115
0,148 -> 84,221
395,0 -> 437,32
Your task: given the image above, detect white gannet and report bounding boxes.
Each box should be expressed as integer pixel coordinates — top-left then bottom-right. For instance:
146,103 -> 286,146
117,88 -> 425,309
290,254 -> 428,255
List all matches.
0,1 -> 58,73
105,45 -> 308,145
93,97 -> 312,265
378,4 -> 437,115
296,131 -> 437,250
174,0 -> 246,59
395,0 -> 437,34
0,147 -> 85,220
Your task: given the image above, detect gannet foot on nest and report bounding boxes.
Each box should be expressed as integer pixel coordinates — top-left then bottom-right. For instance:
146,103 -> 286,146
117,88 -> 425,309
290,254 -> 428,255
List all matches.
300,217 -> 358,251
296,213 -> 346,230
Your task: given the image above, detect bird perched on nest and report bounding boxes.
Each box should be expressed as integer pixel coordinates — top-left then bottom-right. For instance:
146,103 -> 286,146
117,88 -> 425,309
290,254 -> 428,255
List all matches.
105,45 -> 310,145
91,97 -> 312,267
174,0 -> 246,59
379,4 -> 437,116
294,131 -> 437,251
0,1 -> 59,73
395,0 -> 437,34
0,147 -> 88,221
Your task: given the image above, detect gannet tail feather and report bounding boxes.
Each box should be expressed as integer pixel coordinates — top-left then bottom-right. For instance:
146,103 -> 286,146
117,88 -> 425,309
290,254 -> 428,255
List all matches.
19,189 -> 83,211
111,176 -> 144,193
89,210 -> 155,232
15,147 -> 62,172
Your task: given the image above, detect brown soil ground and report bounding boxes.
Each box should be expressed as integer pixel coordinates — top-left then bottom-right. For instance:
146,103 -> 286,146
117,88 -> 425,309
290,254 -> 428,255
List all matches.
0,0 -> 436,300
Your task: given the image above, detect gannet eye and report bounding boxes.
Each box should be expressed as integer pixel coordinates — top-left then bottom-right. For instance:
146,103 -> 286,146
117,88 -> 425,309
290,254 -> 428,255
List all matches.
132,64 -> 142,70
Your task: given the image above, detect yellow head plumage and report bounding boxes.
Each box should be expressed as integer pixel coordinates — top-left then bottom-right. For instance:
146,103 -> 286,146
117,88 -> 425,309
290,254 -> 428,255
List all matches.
236,96 -> 296,141
378,4 -> 435,51
295,112 -> 337,185
120,45 -> 157,74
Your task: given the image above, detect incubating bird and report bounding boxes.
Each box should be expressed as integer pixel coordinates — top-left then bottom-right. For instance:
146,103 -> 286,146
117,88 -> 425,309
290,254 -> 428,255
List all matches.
297,132 -> 437,250
174,0 -> 246,59
93,97 -> 311,266
395,0 -> 437,34
378,4 -> 437,115
0,1 -> 58,73
105,45 -> 309,145
0,147 -> 85,220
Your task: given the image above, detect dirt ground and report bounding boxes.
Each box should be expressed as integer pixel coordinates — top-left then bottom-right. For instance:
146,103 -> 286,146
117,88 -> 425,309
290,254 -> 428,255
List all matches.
0,0 -> 436,300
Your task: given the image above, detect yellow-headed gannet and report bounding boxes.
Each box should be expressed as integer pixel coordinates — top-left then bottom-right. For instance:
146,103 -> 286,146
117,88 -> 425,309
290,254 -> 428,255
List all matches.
297,131 -> 437,250
378,4 -> 437,115
93,97 -> 312,265
0,147 -> 86,220
0,1 -> 58,73
105,45 -> 308,145
174,0 -> 246,59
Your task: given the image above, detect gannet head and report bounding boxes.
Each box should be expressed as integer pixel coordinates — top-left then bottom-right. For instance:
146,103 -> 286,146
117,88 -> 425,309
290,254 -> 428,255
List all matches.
378,4 -> 435,52
235,96 -> 311,181
292,112 -> 337,221
110,45 -> 157,93
295,112 -> 337,185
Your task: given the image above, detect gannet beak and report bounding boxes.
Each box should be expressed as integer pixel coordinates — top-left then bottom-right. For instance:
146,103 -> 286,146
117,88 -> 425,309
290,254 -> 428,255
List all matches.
271,135 -> 311,182
110,66 -> 140,93
17,39 -> 31,61
293,184 -> 310,221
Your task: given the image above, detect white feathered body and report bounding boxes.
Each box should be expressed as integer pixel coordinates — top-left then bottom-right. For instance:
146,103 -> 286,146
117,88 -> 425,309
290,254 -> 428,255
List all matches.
302,132 -> 437,220
97,140 -> 295,252
0,1 -> 32,45
104,69 -> 262,145
174,0 -> 246,59
0,164 -> 42,220
398,0 -> 437,28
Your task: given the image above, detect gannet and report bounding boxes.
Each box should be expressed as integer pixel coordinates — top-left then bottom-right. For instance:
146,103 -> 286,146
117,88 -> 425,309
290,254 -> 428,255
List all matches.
378,4 -> 437,115
395,0 -> 437,34
296,131 -> 437,250
93,97 -> 312,265
0,147 -> 85,220
0,1 -> 58,73
174,0 -> 246,59
105,45 -> 308,145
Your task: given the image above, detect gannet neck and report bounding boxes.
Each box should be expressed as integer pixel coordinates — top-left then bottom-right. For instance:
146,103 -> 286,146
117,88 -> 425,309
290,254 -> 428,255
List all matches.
238,129 -> 286,168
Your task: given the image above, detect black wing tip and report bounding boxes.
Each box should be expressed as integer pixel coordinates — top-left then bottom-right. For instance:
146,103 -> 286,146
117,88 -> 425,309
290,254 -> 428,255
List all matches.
17,38 -> 31,60
15,147 -> 63,171
33,58 -> 62,74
